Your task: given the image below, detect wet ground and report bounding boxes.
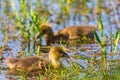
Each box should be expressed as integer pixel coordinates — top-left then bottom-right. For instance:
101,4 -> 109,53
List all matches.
0,0 -> 120,79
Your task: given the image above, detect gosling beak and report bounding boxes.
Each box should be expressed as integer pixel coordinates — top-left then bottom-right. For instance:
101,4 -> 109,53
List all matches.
37,33 -> 43,39
62,52 -> 69,58
37,34 -> 40,39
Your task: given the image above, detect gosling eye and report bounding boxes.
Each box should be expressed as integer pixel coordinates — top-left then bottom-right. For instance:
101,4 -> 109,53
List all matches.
58,50 -> 64,53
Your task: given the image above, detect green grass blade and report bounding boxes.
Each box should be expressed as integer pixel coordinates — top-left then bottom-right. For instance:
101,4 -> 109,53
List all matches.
97,16 -> 104,39
113,30 -> 120,53
93,30 -> 101,45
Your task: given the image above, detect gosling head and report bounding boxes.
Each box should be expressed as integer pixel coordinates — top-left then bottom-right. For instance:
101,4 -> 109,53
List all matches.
40,23 -> 53,35
38,23 -> 54,45
49,46 -> 69,68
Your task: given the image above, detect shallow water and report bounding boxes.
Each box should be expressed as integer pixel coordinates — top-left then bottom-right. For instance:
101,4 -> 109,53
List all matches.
0,0 -> 120,79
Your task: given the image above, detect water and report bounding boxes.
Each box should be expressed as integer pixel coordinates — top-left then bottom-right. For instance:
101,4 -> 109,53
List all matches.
0,0 -> 120,79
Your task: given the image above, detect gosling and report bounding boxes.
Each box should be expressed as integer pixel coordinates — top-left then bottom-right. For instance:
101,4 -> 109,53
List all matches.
39,23 -> 96,45
5,46 -> 69,71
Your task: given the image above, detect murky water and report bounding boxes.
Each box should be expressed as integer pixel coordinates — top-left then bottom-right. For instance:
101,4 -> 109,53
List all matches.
0,0 -> 120,79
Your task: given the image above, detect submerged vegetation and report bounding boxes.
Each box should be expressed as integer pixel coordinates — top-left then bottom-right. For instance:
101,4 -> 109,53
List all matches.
0,0 -> 120,80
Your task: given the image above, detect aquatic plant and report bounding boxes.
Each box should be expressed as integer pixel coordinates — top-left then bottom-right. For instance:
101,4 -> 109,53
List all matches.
93,16 -> 120,80
11,0 -> 47,53
94,16 -> 107,64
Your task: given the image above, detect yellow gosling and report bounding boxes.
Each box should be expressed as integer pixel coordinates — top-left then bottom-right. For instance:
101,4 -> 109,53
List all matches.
39,23 -> 96,45
5,46 -> 69,71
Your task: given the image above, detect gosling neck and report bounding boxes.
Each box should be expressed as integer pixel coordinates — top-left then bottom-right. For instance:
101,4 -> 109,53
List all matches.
46,29 -> 55,45
49,55 -> 61,68
46,30 -> 54,38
